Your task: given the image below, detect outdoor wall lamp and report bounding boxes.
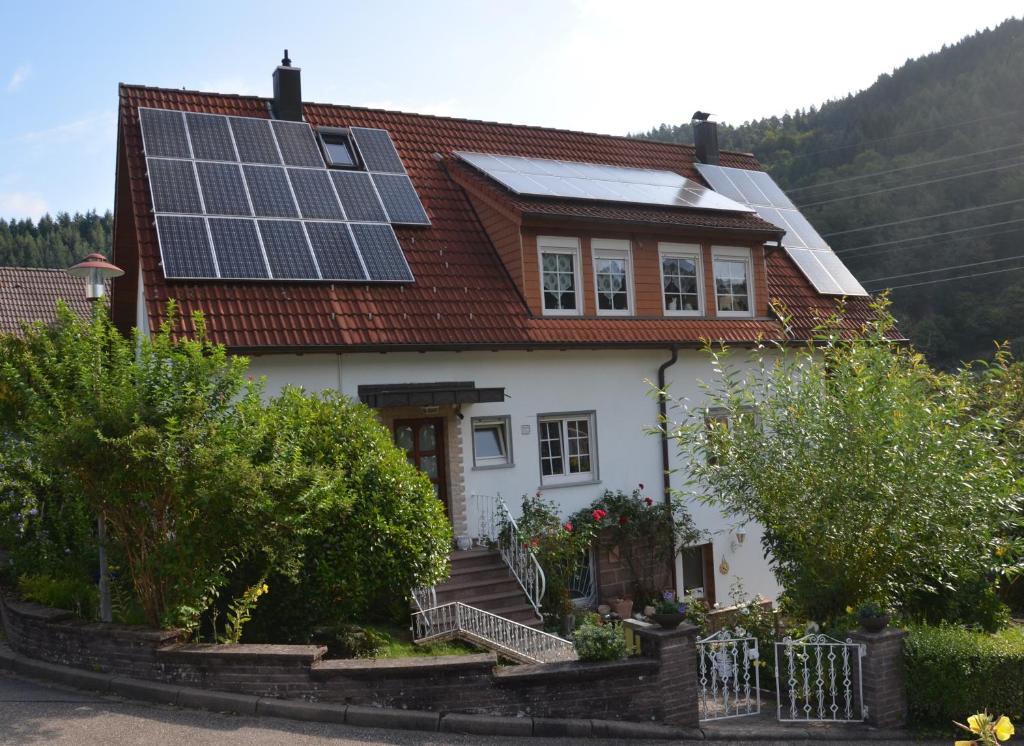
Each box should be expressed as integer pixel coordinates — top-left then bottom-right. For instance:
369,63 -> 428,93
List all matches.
67,252 -> 124,301
735,528 -> 747,545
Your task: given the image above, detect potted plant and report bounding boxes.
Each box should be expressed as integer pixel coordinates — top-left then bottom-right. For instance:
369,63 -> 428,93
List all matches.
650,591 -> 687,629
610,597 -> 634,618
855,600 -> 890,633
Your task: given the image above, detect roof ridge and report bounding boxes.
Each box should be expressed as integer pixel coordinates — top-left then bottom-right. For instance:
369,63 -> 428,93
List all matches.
0,266 -> 74,273
117,83 -> 759,161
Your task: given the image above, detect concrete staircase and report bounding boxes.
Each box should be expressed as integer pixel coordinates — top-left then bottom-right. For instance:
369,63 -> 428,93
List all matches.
433,549 -> 542,628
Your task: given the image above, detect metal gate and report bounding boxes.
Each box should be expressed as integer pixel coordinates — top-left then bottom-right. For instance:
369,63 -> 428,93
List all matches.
696,630 -> 761,721
774,634 -> 865,722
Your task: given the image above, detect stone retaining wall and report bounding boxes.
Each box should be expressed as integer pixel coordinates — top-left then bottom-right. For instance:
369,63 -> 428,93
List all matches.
0,591 -> 700,726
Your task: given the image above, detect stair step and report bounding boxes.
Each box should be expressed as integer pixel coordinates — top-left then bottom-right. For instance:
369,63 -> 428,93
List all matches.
435,574 -> 518,596
450,549 -> 503,566
446,564 -> 513,583
436,587 -> 526,607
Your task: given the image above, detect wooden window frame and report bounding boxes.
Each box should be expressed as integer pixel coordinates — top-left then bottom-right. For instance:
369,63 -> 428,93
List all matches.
658,242 -> 704,317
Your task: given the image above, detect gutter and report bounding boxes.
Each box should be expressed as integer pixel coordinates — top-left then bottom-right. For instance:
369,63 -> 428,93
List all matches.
656,344 -> 680,593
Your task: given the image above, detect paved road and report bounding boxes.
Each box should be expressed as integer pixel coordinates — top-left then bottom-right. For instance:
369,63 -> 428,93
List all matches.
0,670 -> 947,745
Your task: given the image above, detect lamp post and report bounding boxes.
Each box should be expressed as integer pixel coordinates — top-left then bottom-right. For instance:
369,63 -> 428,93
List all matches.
67,252 -> 124,624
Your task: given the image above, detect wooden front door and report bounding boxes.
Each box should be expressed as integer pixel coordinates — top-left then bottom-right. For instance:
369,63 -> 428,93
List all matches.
394,418 -> 448,513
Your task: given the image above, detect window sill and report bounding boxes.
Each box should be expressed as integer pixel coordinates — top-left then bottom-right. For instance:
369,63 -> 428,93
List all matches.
472,463 -> 515,471
537,479 -> 602,491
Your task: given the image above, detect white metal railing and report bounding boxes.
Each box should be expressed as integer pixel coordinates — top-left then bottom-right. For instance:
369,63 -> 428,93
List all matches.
775,634 -> 866,722
697,629 -> 761,721
467,493 -> 546,618
411,601 -> 576,664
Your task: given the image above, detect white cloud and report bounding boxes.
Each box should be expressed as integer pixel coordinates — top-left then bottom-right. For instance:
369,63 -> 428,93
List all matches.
0,191 -> 49,220
6,64 -> 31,93
10,111 -> 117,147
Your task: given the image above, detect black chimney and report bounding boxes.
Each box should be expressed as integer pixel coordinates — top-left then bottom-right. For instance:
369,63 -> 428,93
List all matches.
272,50 -> 303,122
693,117 -> 719,165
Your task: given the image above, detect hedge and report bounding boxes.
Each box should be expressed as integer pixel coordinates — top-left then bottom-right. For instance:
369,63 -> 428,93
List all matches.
905,624 -> 1024,725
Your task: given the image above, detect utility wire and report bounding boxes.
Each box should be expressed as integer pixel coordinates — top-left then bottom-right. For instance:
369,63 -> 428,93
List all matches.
822,198 -> 1024,238
861,253 -> 1024,284
835,217 -> 1024,255
786,142 -> 1024,193
847,224 -> 1024,263
875,264 -> 1024,291
798,159 -> 1024,208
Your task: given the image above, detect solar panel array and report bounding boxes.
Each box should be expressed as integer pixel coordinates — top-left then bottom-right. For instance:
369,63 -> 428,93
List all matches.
455,151 -> 754,213
694,163 -> 867,297
138,107 -> 428,282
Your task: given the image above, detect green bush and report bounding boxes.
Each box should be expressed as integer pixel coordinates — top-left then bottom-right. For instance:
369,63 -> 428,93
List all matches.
17,573 -> 98,620
572,621 -> 628,662
905,624 -> 1024,725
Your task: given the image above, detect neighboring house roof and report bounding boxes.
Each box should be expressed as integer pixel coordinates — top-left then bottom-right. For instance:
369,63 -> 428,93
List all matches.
114,84 -> 881,351
0,266 -> 93,336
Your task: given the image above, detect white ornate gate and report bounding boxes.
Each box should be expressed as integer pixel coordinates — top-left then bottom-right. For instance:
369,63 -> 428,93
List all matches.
774,634 -> 866,722
696,629 -> 761,721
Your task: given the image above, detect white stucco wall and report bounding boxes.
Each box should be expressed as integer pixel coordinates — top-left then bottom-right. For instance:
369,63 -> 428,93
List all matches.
246,348 -> 783,604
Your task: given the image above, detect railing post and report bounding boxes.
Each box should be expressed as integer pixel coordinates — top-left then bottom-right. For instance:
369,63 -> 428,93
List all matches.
849,628 -> 907,728
625,620 -> 700,728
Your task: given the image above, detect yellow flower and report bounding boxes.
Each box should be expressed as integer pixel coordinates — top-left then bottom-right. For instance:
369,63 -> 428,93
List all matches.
996,546 -> 1008,557
969,714 -> 986,733
995,715 -> 1015,741
955,740 -> 976,746
845,605 -> 854,614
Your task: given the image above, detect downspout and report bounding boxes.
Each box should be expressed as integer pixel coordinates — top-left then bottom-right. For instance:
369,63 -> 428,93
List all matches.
657,344 -> 680,592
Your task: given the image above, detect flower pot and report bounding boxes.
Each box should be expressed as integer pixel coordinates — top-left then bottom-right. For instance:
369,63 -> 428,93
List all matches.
610,598 -> 633,618
455,535 -> 472,551
858,613 -> 890,633
652,612 -> 685,629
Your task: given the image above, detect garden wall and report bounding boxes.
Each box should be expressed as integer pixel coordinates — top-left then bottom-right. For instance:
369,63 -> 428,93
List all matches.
0,592 -> 699,726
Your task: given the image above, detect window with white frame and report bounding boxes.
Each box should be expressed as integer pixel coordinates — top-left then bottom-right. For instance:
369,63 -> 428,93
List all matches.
591,238 -> 632,315
538,236 -> 581,315
712,246 -> 754,317
471,416 -> 512,468
537,412 -> 596,485
659,243 -> 703,315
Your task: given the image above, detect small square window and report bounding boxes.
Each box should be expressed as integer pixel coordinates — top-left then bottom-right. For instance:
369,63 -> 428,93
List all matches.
472,416 -> 512,468
537,412 -> 597,486
318,129 -> 359,168
660,243 -> 703,316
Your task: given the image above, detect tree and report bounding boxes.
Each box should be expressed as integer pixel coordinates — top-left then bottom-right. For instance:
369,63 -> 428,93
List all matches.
664,299 -> 1022,626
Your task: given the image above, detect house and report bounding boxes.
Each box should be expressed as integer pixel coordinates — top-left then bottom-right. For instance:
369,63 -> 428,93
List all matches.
0,266 -> 96,335
109,55 -> 879,621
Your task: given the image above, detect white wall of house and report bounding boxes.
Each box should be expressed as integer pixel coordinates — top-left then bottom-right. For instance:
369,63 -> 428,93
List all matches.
246,348 -> 783,604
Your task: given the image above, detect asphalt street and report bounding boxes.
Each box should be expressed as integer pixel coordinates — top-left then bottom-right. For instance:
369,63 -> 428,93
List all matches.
0,670 -> 947,745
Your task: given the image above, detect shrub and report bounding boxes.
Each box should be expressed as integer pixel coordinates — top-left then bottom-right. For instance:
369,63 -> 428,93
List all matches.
572,621 -> 628,662
17,573 -> 98,620
904,624 -> 1024,725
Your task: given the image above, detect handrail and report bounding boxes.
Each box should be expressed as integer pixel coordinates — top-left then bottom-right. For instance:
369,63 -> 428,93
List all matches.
469,493 -> 546,619
411,601 -> 576,664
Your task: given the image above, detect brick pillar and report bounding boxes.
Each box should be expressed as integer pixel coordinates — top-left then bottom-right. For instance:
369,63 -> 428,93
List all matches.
624,621 -> 700,728
849,628 -> 907,728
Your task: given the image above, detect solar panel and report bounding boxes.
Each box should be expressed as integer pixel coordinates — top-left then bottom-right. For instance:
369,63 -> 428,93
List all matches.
695,162 -> 867,297
185,112 -> 237,161
330,171 -> 388,222
208,218 -> 269,279
147,158 -> 203,214
156,215 -> 217,278
288,169 -> 345,220
351,128 -> 406,173
243,165 -> 299,218
351,222 -> 414,282
196,162 -> 251,216
271,120 -> 325,168
456,151 -> 751,213
305,222 -> 367,280
139,108 -> 191,159
258,220 -> 320,279
229,117 -> 282,165
372,173 -> 430,225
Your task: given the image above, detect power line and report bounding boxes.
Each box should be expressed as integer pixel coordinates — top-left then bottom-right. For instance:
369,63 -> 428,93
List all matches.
786,142 -> 1024,193
798,159 -> 1024,208
876,264 -> 1024,291
846,224 -> 1024,263
822,198 -> 1024,238
861,253 -> 1024,285
835,217 -> 1024,255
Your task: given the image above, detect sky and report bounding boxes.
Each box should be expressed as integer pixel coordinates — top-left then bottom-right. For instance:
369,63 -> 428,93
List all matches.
0,0 -> 1020,221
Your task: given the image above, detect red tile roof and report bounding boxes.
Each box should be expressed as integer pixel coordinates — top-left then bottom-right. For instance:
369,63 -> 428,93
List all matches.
115,84 -> 875,351
0,267 -> 95,336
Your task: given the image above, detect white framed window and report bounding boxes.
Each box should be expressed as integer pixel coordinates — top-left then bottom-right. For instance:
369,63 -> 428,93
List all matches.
538,236 -> 582,316
537,411 -> 597,486
712,246 -> 754,318
659,242 -> 703,316
471,416 -> 512,469
591,238 -> 633,316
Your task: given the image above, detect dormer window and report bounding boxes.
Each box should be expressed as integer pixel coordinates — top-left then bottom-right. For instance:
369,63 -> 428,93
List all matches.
318,128 -> 358,168
538,236 -> 581,316
712,246 -> 754,318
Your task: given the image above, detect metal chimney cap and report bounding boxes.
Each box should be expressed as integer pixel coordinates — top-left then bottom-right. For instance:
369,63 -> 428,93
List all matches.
282,49 -> 292,66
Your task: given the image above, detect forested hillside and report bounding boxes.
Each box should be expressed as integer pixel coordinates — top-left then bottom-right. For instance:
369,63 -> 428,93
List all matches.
642,18 -> 1024,368
0,212 -> 113,271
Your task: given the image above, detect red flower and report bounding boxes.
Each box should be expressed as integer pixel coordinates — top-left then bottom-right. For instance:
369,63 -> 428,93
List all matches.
644,496 -> 654,506
619,515 -> 629,526
592,509 -> 607,521
531,538 -> 540,547
564,522 -> 573,532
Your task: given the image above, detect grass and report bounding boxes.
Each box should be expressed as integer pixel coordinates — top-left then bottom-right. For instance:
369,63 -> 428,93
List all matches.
363,624 -> 479,659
